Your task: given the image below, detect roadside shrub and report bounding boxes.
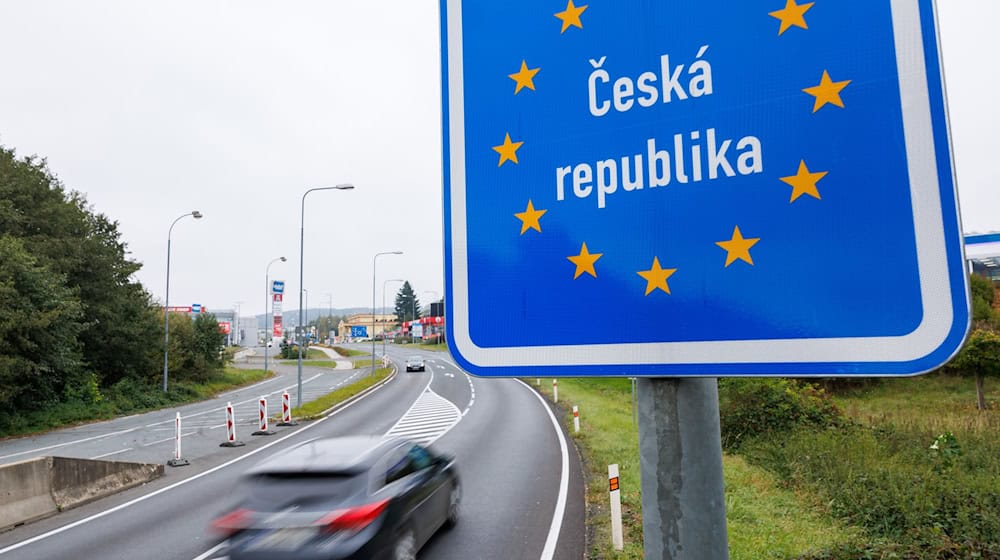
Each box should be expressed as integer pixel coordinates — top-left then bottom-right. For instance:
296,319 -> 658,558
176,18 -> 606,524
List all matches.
718,378 -> 846,450
745,426 -> 1000,556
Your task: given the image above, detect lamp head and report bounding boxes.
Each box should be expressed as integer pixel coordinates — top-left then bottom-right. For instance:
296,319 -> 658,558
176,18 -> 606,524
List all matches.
335,184 -> 355,190
191,210 -> 203,219
280,256 -> 287,262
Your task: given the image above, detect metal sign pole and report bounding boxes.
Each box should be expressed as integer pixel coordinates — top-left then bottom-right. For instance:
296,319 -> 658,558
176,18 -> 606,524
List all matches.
636,378 -> 728,559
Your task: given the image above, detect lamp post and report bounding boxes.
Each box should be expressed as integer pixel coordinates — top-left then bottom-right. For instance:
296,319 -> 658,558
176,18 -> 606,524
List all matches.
325,293 -> 333,344
163,210 -> 203,392
372,251 -> 403,373
302,288 -> 309,347
264,256 -> 286,374
298,184 -> 354,407
383,279 -> 404,358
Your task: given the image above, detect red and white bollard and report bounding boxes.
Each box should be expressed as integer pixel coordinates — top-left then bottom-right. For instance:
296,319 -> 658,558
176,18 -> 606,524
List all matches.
573,405 -> 580,433
167,411 -> 190,467
552,379 -> 559,403
253,397 -> 275,436
220,401 -> 245,447
277,391 -> 297,426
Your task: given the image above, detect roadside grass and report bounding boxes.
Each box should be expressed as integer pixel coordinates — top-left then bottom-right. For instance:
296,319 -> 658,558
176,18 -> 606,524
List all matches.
0,367 -> 273,439
531,378 -> 856,560
292,367 -> 392,420
353,359 -> 378,368
832,372 -> 999,435
420,343 -> 448,352
329,346 -> 367,357
278,360 -> 343,368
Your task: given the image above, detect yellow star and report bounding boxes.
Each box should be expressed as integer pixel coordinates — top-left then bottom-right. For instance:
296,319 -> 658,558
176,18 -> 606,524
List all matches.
803,70 -> 851,113
769,0 -> 814,35
492,133 -> 524,167
514,200 -> 547,235
715,226 -> 761,267
567,242 -> 602,279
780,160 -> 828,202
554,0 -> 588,33
637,257 -> 677,296
509,60 -> 540,94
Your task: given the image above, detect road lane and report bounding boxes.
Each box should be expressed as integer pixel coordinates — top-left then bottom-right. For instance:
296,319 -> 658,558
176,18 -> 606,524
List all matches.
0,350 -> 586,559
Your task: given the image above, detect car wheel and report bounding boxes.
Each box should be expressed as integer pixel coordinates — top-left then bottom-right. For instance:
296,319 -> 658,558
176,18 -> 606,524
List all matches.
444,481 -> 461,529
392,528 -> 417,560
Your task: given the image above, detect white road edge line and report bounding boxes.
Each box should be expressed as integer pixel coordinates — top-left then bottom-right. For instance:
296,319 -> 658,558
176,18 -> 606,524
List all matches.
516,379 -> 569,560
191,540 -> 227,560
0,370 -> 399,557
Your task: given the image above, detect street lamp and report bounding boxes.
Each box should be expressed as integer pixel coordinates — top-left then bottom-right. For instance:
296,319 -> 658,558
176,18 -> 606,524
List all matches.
298,184 -> 354,407
264,256 -> 286,374
383,279 -> 404,357
162,210 -> 203,392
372,251 -> 403,373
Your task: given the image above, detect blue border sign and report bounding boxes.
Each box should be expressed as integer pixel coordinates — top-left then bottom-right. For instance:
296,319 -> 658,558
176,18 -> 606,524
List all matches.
271,280 -> 285,295
442,0 -> 969,377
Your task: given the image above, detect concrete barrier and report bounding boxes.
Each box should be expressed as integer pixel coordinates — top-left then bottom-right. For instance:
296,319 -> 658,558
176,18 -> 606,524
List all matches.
0,458 -> 55,530
0,456 -> 163,531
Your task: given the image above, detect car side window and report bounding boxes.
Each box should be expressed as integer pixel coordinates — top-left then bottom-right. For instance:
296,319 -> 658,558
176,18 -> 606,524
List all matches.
384,446 -> 414,485
407,444 -> 434,471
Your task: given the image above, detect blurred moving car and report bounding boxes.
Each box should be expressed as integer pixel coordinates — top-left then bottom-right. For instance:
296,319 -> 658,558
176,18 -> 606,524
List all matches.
405,356 -> 425,372
212,436 -> 460,560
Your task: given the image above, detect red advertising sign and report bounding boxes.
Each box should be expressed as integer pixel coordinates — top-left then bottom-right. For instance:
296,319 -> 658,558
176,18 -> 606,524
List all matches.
219,321 -> 232,335
273,316 -> 283,338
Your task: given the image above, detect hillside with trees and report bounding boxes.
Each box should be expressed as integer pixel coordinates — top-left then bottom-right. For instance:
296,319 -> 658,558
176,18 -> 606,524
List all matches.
0,146 -> 226,434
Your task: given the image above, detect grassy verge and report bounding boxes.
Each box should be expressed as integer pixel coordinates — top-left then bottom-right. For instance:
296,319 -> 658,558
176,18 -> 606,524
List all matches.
530,378 -> 856,559
329,346 -> 367,357
420,343 -> 448,352
292,367 -> 393,420
731,372 -> 1000,558
353,359 -> 378,368
0,367 -> 273,439
833,373 -> 999,434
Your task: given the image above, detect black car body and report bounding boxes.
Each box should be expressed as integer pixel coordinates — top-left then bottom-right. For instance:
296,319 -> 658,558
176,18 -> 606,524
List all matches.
213,436 -> 460,560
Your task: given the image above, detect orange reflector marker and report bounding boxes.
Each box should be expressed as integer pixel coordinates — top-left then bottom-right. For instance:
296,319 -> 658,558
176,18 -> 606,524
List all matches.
610,476 -> 620,492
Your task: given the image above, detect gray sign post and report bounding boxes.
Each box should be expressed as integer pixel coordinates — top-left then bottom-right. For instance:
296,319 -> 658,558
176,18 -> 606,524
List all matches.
637,378 -> 728,559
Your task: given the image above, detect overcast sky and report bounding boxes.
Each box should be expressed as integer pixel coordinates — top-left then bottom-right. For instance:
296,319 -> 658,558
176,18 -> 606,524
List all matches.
0,2 -> 996,317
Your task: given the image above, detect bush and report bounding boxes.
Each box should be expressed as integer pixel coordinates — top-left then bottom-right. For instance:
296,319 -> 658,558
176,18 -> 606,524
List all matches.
745,426 -> 1000,557
718,378 -> 846,450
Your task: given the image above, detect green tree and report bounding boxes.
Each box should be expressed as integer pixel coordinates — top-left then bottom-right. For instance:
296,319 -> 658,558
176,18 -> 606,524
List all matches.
0,236 -> 87,411
970,274 -> 997,326
951,328 -> 1000,410
0,147 -> 160,388
394,281 -> 422,324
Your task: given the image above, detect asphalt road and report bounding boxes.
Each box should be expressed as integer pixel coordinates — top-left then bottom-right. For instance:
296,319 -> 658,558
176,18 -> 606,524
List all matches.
0,345 -> 585,560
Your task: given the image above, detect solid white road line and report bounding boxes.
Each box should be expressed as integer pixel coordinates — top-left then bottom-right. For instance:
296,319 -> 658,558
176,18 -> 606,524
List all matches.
0,427 -> 139,461
517,379 -> 570,560
88,448 -> 134,460
190,541 -> 228,560
0,372 -> 398,557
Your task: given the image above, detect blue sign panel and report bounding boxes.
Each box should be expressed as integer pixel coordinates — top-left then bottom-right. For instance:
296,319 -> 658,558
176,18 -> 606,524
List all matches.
191,303 -> 202,314
351,326 -> 368,338
442,0 -> 969,377
271,280 -> 285,295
